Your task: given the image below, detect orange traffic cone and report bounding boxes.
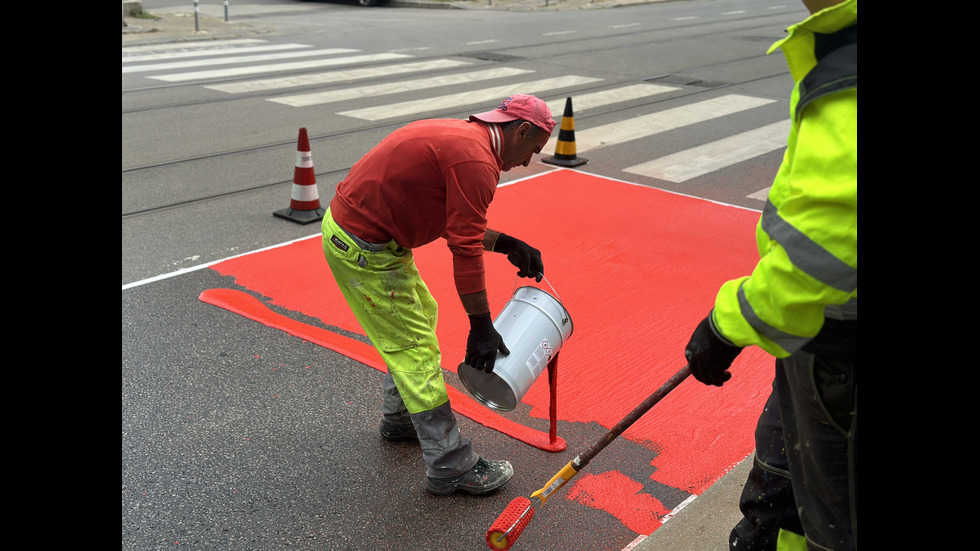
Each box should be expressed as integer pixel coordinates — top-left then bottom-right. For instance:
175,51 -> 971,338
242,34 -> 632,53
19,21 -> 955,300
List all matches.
274,127 -> 325,224
543,97 -> 587,168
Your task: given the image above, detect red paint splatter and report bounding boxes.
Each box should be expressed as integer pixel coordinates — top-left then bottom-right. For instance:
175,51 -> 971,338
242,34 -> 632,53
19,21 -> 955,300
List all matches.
567,471 -> 671,535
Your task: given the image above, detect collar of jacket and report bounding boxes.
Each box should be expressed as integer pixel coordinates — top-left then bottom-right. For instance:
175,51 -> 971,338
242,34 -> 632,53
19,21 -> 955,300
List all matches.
767,0 -> 857,81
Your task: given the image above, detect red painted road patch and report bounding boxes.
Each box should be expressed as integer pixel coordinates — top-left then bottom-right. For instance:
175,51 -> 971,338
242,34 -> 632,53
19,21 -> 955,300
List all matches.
202,169 -> 773,533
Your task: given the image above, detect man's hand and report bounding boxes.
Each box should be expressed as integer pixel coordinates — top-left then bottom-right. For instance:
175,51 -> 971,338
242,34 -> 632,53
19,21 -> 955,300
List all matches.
493,233 -> 544,282
684,313 -> 743,387
465,313 -> 510,374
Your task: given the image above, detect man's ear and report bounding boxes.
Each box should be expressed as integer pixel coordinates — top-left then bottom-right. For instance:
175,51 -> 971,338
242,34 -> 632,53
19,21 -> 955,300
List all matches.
518,121 -> 532,139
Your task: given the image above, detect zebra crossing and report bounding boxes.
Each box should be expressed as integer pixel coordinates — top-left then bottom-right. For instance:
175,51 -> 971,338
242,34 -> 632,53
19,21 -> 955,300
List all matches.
123,38 -> 787,199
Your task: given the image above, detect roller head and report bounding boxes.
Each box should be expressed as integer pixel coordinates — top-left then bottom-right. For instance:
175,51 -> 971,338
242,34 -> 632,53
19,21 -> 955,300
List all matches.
486,496 -> 535,550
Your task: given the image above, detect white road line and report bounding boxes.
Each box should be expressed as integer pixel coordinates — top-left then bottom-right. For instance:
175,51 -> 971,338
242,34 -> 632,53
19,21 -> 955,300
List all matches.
544,83 -> 680,122
123,48 -> 359,73
747,186 -> 771,201
149,53 -> 413,82
269,67 -> 535,107
122,38 -> 268,54
623,120 -> 789,182
337,75 -> 603,121
550,94 -> 776,154
122,43 -> 311,63
205,59 -> 472,94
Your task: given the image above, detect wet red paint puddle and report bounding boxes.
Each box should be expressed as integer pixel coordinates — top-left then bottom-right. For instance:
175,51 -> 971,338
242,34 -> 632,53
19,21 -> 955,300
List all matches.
202,169 -> 773,532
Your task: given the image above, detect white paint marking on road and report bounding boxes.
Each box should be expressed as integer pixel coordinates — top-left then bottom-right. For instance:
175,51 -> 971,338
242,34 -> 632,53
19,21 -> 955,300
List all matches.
543,83 -> 681,126
623,120 -> 789,182
123,48 -> 359,73
122,38 -> 268,54
620,534 -> 650,551
269,67 -> 535,108
660,494 -> 698,524
549,94 -> 776,154
123,43 -> 310,63
204,59 -> 472,94
148,53 -> 413,82
747,186 -> 771,201
337,75 -> 602,121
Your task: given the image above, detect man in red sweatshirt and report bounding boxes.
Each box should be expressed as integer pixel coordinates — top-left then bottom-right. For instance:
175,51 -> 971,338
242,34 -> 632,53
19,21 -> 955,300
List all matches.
321,94 -> 556,495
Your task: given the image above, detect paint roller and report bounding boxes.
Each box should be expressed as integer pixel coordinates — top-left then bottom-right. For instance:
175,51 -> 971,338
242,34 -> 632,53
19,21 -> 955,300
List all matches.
485,365 -> 693,551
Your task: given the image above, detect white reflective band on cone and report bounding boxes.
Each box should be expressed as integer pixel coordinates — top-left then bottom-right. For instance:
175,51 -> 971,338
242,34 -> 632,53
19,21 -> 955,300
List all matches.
291,184 -> 318,202
296,151 -> 313,168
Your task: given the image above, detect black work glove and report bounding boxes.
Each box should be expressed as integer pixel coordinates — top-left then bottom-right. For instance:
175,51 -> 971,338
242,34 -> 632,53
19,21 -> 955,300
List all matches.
684,313 -> 743,387
464,313 -> 510,374
494,234 -> 544,282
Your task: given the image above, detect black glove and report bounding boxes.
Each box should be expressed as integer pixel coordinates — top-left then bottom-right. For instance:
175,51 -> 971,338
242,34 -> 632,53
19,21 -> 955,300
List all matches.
464,313 -> 510,374
684,313 -> 743,387
494,234 -> 544,282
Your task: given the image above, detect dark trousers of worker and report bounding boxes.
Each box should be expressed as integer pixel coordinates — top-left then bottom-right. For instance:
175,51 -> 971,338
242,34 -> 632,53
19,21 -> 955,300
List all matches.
730,319 -> 857,551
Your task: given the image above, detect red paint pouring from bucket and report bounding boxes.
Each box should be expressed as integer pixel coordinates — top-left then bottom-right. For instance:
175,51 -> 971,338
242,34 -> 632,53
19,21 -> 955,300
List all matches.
203,170 -> 772,526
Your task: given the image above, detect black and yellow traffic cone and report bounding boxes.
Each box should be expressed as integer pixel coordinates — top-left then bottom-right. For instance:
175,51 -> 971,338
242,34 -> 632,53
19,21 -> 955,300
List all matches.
274,127 -> 325,224
543,97 -> 587,168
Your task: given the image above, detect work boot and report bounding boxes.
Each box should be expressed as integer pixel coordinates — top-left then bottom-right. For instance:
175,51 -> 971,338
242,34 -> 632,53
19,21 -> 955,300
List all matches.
425,457 -> 514,496
380,419 -> 418,442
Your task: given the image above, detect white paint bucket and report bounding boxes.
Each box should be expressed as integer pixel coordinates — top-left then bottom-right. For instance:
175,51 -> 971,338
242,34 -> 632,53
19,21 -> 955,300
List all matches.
458,284 -> 573,412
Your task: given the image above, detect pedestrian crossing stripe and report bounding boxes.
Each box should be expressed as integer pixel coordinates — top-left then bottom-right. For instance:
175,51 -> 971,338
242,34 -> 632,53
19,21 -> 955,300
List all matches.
148,53 -> 414,82
623,120 -> 789,183
123,48 -> 359,74
337,75 -> 603,121
544,83 -> 681,119
268,67 -> 536,108
121,38 -> 268,54
204,59 -> 473,94
122,43 -> 311,63
547,94 -> 777,155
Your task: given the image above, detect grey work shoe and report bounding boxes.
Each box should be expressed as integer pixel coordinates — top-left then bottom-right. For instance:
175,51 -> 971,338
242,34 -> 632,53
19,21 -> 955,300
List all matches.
380,419 -> 418,442
425,457 -> 514,496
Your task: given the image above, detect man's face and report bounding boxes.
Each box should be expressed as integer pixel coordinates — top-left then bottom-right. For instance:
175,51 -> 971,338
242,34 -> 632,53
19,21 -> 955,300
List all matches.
500,123 -> 551,172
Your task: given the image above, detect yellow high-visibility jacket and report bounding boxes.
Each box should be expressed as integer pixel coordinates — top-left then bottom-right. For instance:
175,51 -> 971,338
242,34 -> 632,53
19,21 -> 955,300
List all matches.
713,0 -> 857,359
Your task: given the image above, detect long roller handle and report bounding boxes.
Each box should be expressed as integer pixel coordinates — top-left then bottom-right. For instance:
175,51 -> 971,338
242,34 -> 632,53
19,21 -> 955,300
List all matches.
578,365 -> 691,469
485,365 -> 692,551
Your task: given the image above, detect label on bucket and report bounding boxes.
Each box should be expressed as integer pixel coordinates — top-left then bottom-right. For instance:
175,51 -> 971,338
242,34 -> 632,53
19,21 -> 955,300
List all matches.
525,339 -> 552,380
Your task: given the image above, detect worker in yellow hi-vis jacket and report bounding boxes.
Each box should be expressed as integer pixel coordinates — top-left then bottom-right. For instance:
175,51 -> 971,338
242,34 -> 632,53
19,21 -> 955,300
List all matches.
682,1 -> 857,550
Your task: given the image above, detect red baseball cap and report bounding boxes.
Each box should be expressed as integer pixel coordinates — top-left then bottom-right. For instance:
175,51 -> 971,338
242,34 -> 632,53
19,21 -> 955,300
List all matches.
469,94 -> 556,134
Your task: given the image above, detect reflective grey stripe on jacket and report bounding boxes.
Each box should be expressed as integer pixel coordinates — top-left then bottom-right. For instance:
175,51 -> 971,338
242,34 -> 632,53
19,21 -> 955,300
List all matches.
734,199 -> 857,351
761,200 -> 857,294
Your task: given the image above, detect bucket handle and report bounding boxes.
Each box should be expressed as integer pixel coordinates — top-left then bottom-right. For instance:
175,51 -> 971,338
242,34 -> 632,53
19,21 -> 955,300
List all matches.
512,274 -> 569,325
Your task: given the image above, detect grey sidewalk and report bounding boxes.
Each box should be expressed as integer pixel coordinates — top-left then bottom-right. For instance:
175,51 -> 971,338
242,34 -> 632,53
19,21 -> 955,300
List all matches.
632,454 -> 751,550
